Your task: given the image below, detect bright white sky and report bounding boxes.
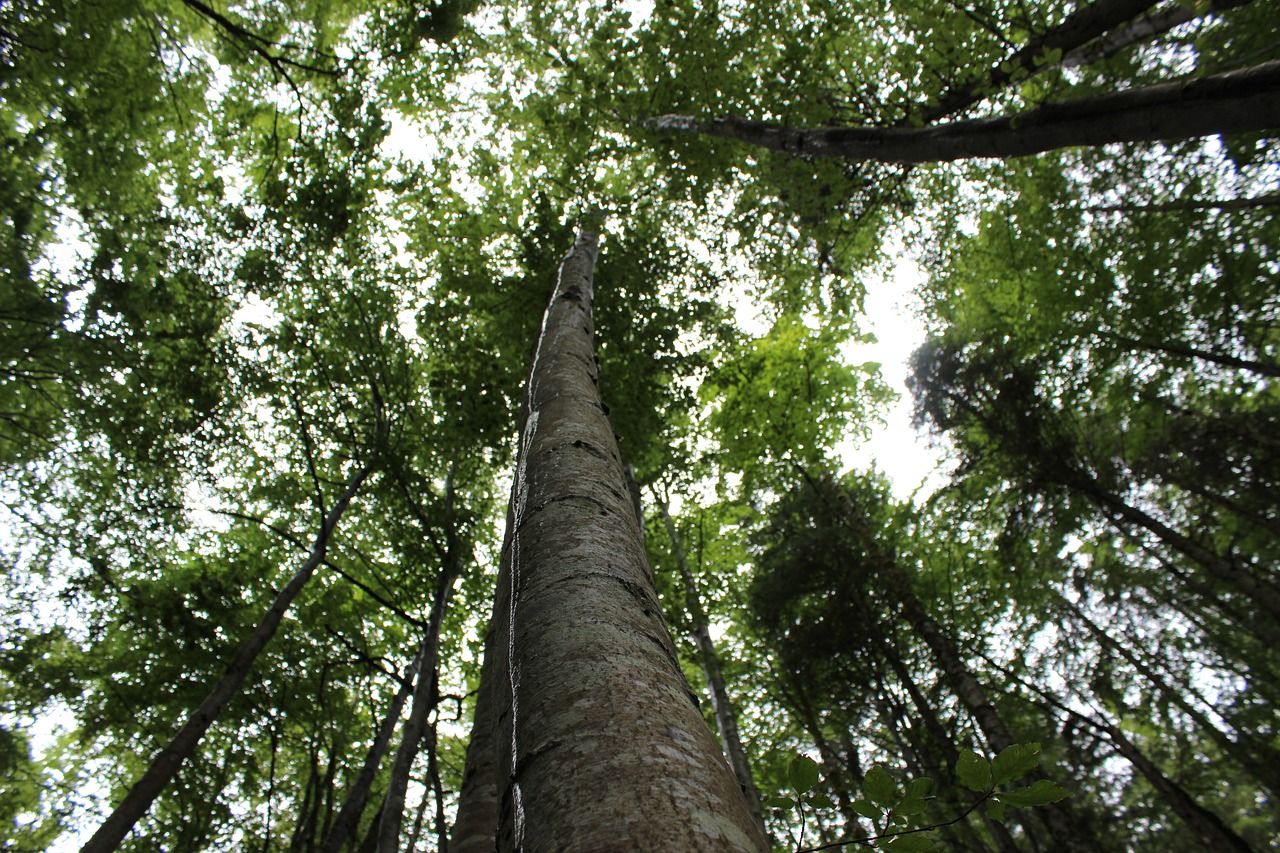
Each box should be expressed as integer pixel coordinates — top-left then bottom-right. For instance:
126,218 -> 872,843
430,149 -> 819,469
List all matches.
843,250 -> 947,500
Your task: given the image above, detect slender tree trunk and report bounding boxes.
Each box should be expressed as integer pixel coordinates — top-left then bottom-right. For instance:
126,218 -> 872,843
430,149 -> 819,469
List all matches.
1099,719 -> 1256,853
1084,190 -> 1279,215
320,615 -> 437,851
1096,330 -> 1280,378
1079,477 -> 1280,622
818,477 -> 1090,852
449,625 -> 501,853
649,60 -> 1280,165
80,463 -> 372,853
1054,593 -> 1280,798
652,492 -> 767,837
376,558 -> 461,852
490,220 -> 768,851
996,659 -> 1256,852
780,680 -> 869,841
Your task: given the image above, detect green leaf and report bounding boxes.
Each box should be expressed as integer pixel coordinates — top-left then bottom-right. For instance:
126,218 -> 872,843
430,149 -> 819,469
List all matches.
764,795 -> 795,809
991,742 -> 1041,786
956,750 -> 992,792
895,776 -> 933,816
885,834 -> 934,852
808,792 -> 835,809
986,798 -> 1007,822
996,779 -> 1072,808
852,799 -> 881,820
789,753 -> 821,792
863,765 -> 898,808
904,777 -> 933,799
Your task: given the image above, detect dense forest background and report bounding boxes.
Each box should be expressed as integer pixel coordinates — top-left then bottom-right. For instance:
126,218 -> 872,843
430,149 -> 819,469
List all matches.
2,0 -> 1277,850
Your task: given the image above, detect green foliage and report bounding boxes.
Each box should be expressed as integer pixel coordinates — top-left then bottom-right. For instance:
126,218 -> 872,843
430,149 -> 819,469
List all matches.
774,742 -> 1071,851
2,0 -> 1277,848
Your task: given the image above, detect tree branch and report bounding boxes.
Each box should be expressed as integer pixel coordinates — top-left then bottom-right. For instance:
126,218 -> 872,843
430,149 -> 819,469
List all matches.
649,60 -> 1280,165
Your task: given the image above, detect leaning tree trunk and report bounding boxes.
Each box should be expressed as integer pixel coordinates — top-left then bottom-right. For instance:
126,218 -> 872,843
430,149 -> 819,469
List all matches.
376,559 -> 462,852
1077,476 -> 1280,623
649,60 -> 1280,165
921,0 -> 1161,123
80,463 -> 372,853
488,218 -> 769,852
1015,677 -> 1258,853
884,564 -> 1099,853
1054,592 -> 1280,799
1096,717 -> 1256,853
653,492 -> 767,837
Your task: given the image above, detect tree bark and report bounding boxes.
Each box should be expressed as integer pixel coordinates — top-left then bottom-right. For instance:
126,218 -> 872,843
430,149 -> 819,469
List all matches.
653,493 -> 767,837
449,626 -> 501,853
923,0 -> 1161,123
376,559 -> 461,852
1096,329 -> 1280,378
1079,477 -> 1280,623
1098,719 -> 1256,852
80,463 -> 372,853
490,220 -> 769,852
650,60 -> 1280,165
997,659 -> 1256,852
318,649 -> 421,853
1060,0 -> 1254,68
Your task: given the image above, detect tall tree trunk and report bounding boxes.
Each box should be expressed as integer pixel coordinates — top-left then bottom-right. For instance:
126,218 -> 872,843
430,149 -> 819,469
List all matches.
320,534 -> 458,853
868,627 -> 1023,853
1097,718 -> 1256,853
1059,0 -> 1254,68
1054,593 -> 1280,798
376,557 -> 462,852
1096,330 -> 1280,378
888,569 -> 1097,851
652,491 -> 767,837
819,477 -> 1091,852
449,625 -> 501,853
649,60 -> 1280,165
1078,477 -> 1280,622
318,664 -> 413,853
80,463 -> 372,853
489,220 -> 768,852
779,679 -> 867,839
997,659 -> 1256,852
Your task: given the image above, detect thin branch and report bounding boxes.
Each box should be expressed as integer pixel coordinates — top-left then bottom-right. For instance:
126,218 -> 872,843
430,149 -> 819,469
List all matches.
177,0 -> 339,76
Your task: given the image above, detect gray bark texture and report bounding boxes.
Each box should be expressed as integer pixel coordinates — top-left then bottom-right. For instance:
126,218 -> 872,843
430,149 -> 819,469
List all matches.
489,222 -> 770,852
449,626 -> 501,853
650,60 -> 1280,165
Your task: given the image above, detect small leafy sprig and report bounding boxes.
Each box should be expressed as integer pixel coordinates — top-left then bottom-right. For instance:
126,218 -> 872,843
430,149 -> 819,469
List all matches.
955,743 -> 1072,824
765,754 -> 832,851
777,742 -> 1071,852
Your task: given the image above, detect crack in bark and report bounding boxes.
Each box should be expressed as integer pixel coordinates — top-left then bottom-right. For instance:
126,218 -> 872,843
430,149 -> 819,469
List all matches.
576,569 -> 664,613
509,737 -> 567,785
523,492 -> 621,520
546,437 -> 615,465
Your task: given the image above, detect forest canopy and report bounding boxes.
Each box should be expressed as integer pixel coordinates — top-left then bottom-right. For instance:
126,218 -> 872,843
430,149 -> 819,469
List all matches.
1,0 -> 1277,850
